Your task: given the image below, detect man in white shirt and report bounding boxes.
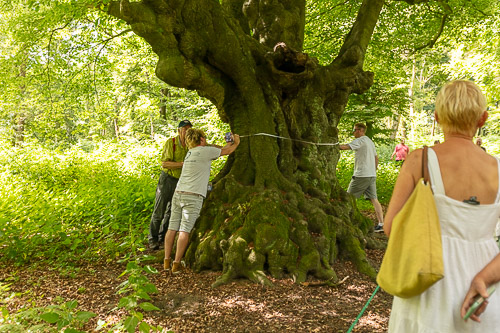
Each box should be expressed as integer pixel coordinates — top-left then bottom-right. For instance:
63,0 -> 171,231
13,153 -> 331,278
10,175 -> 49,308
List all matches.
339,123 -> 384,232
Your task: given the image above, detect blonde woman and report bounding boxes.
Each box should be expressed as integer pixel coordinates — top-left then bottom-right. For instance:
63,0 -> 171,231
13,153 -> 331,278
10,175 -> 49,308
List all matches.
385,81 -> 500,331
163,128 -> 240,274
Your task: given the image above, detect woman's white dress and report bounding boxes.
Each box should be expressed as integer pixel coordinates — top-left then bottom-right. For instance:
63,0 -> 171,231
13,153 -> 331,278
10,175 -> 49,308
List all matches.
388,148 -> 500,332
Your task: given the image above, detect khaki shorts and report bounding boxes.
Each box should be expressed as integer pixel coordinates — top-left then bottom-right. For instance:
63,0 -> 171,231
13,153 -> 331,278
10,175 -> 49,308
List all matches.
347,176 -> 378,200
168,192 -> 204,233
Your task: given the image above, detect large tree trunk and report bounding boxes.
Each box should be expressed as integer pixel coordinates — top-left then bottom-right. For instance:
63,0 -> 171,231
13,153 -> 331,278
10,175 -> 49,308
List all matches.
108,0 -> 385,286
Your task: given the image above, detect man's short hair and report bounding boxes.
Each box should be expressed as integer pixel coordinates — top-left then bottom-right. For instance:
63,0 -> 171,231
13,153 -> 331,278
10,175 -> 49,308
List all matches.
178,120 -> 193,128
354,123 -> 367,131
435,80 -> 486,135
185,128 -> 205,149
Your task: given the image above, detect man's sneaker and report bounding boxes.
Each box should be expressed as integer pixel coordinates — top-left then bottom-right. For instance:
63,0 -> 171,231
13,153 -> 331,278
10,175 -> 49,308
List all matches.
374,225 -> 384,233
164,258 -> 171,271
148,240 -> 160,251
158,241 -> 165,250
171,261 -> 185,275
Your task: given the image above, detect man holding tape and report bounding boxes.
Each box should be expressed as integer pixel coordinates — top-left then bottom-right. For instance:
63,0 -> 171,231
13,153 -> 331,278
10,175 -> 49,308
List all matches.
339,123 -> 384,232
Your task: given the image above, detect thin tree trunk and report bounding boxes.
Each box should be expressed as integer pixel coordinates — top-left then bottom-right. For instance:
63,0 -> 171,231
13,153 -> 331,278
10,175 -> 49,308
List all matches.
390,114 -> 400,139
159,88 -> 169,120
408,58 -> 416,142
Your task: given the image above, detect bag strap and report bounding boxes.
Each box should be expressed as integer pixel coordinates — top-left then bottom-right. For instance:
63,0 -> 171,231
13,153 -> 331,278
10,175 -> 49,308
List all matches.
172,137 -> 176,156
422,146 -> 429,184
496,158 -> 500,203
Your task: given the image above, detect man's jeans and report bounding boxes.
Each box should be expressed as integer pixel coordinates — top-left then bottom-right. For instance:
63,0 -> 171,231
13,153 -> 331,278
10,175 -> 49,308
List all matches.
148,171 -> 178,243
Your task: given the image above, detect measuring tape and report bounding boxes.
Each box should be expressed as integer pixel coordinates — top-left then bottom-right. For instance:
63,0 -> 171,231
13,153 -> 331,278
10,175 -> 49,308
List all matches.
239,133 -> 339,146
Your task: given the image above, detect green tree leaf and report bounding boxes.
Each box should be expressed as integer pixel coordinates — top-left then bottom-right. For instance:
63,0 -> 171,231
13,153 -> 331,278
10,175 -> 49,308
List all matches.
65,300 -> 78,310
118,296 -> 138,309
75,311 -> 97,321
138,321 -> 151,332
138,302 -> 160,311
124,315 -> 139,333
143,265 -> 158,274
40,312 -> 61,323
142,282 -> 158,294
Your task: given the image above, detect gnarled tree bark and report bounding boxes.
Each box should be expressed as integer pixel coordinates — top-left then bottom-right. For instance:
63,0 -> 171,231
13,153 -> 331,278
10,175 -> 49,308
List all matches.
107,0 -> 385,286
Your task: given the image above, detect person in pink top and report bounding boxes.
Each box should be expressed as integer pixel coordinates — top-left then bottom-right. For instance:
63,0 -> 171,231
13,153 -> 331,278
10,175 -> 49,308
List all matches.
391,138 -> 409,164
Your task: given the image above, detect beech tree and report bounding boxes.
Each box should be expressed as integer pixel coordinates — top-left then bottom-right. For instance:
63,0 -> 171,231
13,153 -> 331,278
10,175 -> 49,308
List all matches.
102,0 -> 387,287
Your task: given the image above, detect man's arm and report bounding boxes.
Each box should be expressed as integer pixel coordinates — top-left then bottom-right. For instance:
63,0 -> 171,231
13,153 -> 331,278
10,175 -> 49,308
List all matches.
339,144 -> 351,150
220,134 -> 240,156
160,137 -> 183,169
375,155 -> 379,170
161,161 -> 183,169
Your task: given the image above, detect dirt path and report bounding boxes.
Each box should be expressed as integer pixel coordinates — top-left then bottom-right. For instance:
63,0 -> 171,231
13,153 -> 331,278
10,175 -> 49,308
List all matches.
0,241 -> 391,332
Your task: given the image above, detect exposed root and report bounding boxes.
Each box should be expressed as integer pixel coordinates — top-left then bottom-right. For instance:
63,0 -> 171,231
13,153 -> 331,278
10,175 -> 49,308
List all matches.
186,182 -> 376,287
301,275 -> 349,287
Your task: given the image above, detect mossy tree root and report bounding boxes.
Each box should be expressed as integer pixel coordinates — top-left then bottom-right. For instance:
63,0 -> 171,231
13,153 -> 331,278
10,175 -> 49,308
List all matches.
185,177 -> 376,287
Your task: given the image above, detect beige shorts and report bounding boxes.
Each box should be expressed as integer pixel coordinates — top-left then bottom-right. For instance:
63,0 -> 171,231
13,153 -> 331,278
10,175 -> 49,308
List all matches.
168,192 -> 204,233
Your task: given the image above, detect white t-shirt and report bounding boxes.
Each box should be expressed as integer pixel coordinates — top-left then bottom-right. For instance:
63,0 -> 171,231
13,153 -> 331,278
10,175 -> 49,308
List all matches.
176,146 -> 221,197
348,135 -> 377,177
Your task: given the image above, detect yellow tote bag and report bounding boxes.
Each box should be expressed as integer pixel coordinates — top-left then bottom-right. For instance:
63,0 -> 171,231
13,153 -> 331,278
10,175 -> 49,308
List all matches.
377,147 -> 444,298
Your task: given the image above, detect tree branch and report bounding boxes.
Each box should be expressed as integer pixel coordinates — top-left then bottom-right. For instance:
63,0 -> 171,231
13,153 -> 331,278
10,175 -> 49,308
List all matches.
46,20 -> 74,111
305,0 -> 350,25
465,0 -> 492,17
334,0 -> 385,68
222,0 -> 250,35
242,0 -> 306,51
105,0 -> 271,118
399,0 -> 430,4
413,13 -> 448,52
92,29 -> 133,103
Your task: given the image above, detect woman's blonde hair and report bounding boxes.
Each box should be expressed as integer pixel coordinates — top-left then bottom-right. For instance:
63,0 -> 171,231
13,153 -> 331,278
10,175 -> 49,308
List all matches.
435,80 -> 486,135
185,128 -> 206,149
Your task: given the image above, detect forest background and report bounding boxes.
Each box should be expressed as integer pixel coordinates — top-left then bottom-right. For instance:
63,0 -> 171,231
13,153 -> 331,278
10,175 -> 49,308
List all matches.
0,0 -> 499,332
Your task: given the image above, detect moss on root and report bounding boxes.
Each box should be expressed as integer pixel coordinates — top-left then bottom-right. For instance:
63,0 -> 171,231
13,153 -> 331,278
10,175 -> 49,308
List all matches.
185,181 -> 376,287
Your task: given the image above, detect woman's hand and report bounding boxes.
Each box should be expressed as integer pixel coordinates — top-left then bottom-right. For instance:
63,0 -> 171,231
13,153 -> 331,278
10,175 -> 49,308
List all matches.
461,277 -> 490,322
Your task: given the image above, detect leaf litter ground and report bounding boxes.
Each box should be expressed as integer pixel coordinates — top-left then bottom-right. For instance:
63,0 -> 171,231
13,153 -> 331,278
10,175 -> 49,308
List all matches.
0,237 -> 391,332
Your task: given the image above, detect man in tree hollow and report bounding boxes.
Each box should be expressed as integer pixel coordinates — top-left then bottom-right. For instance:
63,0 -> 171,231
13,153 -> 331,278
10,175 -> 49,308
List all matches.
148,120 -> 192,250
340,123 -> 385,232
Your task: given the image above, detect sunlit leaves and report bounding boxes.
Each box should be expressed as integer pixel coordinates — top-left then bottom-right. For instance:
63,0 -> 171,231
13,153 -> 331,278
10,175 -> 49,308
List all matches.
0,0 -> 211,145
0,140 -> 159,264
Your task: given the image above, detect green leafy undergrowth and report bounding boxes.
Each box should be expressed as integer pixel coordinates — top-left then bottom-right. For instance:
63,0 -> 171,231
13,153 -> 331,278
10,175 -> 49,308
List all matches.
0,296 -> 96,333
107,260 -> 164,333
0,141 -> 160,265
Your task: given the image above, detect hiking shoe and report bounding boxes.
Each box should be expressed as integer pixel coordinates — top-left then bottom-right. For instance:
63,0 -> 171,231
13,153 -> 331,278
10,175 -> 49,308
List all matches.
374,225 -> 384,233
164,258 -> 171,271
159,241 -> 164,250
148,240 -> 160,251
171,261 -> 185,275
